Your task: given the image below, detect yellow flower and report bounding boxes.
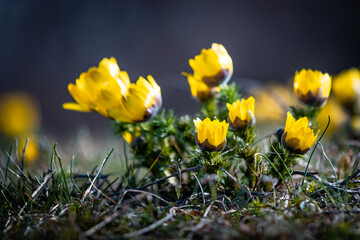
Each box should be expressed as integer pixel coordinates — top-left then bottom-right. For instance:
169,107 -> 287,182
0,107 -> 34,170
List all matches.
63,57 -> 130,117
316,98 -> 348,135
18,135 -> 39,164
186,43 -> 233,87
282,112 -> 319,154
194,117 -> 229,152
294,69 -> 332,107
0,92 -> 40,137
333,68 -> 360,104
226,97 -> 255,130
63,57 -> 162,123
107,75 -> 162,122
184,74 -> 218,102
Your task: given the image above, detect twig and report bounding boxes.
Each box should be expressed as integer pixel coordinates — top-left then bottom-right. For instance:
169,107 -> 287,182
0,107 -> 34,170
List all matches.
291,170 -> 318,176
84,193 -> 153,236
335,169 -> 360,186
84,210 -> 122,237
72,174 -> 110,179
121,211 -> 174,238
346,140 -> 360,147
203,201 -> 215,217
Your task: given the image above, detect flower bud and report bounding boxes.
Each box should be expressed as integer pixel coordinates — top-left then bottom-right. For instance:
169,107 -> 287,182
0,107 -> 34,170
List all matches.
184,43 -> 233,88
194,117 -> 229,152
226,97 -> 255,130
282,112 -> 319,154
294,69 -> 331,107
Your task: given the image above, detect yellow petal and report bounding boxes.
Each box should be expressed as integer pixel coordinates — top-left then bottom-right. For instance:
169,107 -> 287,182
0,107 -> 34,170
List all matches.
108,107 -> 134,123
62,102 -> 91,112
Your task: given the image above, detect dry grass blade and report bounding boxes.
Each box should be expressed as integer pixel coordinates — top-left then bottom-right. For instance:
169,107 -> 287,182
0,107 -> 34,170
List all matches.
135,165 -> 201,190
116,189 -> 172,210
87,173 -> 116,204
192,173 -> 205,206
5,152 -> 31,183
82,148 -> 114,202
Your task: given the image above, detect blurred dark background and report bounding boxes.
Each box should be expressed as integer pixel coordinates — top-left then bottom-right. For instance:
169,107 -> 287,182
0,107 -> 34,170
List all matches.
1,0 -> 359,137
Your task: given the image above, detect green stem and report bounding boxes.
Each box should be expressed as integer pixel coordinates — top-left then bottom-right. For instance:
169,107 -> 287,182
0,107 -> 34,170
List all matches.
258,153 -> 291,194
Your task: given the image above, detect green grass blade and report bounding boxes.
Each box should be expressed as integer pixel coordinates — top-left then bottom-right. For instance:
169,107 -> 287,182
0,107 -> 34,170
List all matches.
269,137 -> 294,186
53,144 -> 72,203
138,150 -> 162,187
70,155 -> 81,193
258,153 -> 291,194
300,115 -> 330,189
4,145 -> 12,183
20,138 -> 29,180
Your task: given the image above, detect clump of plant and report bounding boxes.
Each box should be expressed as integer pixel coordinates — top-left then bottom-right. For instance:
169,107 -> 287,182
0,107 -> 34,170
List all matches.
2,43 -> 360,239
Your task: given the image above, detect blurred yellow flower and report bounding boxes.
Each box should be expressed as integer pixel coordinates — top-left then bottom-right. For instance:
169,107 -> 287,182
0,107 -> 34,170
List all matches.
226,97 -> 255,130
185,43 -> 233,87
282,112 -> 319,154
122,129 -> 141,144
184,74 -> 218,102
63,57 -> 162,123
294,69 -> 331,107
107,75 -> 162,123
194,117 -> 229,152
316,98 -> 348,135
63,57 -> 130,117
350,116 -> 360,135
18,136 -> 39,163
122,131 -> 134,144
251,83 -> 297,123
333,68 -> 360,105
0,92 -> 40,137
